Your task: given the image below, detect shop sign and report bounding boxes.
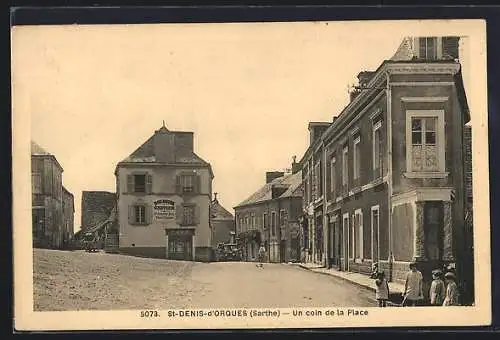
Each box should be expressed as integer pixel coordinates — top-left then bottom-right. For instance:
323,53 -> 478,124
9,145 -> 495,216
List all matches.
153,199 -> 175,220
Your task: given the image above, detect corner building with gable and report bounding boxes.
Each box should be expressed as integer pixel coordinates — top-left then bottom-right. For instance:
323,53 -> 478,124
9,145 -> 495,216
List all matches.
115,124 -> 214,262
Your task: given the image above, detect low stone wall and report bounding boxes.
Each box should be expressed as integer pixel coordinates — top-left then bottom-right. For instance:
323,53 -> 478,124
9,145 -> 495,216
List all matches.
195,247 -> 212,262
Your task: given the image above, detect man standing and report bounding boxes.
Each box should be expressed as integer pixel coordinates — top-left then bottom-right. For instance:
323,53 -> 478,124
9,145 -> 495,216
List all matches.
403,262 -> 424,306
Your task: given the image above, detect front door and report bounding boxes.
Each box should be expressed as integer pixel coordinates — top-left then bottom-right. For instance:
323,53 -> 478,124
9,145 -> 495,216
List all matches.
280,240 -> 286,263
342,214 -> 349,271
168,232 -> 193,261
424,201 -> 444,261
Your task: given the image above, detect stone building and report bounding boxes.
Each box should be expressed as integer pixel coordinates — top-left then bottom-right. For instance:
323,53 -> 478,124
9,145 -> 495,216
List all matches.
210,193 -> 235,247
298,36 -> 472,303
115,123 -> 214,261
234,161 -> 302,263
62,187 -> 75,248
31,141 -> 74,249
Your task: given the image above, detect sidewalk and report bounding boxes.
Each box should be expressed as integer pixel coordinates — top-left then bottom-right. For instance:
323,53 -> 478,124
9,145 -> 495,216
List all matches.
289,262 -> 406,305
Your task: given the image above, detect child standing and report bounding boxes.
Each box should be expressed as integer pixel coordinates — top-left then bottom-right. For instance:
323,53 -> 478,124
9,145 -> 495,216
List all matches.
429,269 -> 446,306
443,272 -> 460,306
375,271 -> 389,307
403,262 -> 424,306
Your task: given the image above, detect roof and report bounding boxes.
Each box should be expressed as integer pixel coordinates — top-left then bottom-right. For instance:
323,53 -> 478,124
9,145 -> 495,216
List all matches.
31,141 -> 64,171
235,170 -> 302,209
211,199 -> 234,220
118,128 -> 210,166
81,191 -> 116,229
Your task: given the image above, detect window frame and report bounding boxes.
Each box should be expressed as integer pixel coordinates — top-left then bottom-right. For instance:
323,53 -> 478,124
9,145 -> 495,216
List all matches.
32,172 -> 42,194
181,174 -> 195,193
353,136 -> 361,182
133,174 -> 147,193
342,145 -> 349,188
330,156 -> 336,197
372,120 -> 383,177
182,204 -> 196,226
370,205 -> 380,262
405,109 -> 447,178
132,203 -> 147,225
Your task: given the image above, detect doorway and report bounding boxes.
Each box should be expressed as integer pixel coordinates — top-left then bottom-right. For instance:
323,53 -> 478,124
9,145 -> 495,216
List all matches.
167,230 -> 193,261
424,201 -> 444,261
280,240 -> 286,263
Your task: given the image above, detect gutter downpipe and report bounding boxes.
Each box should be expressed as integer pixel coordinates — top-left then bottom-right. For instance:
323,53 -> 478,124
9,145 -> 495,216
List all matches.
386,71 -> 395,282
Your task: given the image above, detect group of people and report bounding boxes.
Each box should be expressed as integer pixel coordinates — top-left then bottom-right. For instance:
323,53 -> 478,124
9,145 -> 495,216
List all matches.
372,262 -> 460,307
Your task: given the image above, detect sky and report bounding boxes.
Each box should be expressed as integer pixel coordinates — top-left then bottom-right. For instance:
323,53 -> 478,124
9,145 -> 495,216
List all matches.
12,21 -> 472,232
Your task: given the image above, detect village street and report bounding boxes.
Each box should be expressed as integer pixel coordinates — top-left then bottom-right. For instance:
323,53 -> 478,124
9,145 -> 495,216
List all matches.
33,249 -> 376,311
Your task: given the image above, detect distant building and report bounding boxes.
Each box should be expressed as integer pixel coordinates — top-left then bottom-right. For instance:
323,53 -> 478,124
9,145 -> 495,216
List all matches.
234,160 -> 302,263
298,36 -> 472,303
115,123 -> 214,261
31,141 -> 74,249
81,191 -> 116,231
62,187 -> 75,248
210,193 -> 235,247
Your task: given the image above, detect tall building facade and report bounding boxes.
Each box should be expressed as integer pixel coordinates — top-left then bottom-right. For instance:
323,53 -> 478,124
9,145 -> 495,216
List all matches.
299,36 -> 472,303
115,124 -> 214,261
31,141 -> 74,249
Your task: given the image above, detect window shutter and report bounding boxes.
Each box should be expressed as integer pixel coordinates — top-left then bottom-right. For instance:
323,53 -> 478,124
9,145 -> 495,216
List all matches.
175,175 -> 181,194
128,205 -> 134,224
195,205 -> 200,225
175,204 -> 183,225
195,175 -> 201,194
146,204 -> 153,225
146,174 -> 153,194
127,175 -> 134,193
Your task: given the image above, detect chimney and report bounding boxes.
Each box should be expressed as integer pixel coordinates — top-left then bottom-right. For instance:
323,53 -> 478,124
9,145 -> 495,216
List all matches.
291,155 -> 301,174
154,125 -> 175,163
266,171 -> 284,184
174,132 -> 194,158
357,71 -> 374,88
213,192 -> 218,203
308,122 -> 331,145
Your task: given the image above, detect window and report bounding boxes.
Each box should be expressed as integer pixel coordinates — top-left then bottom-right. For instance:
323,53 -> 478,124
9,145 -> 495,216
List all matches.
330,157 -> 336,197
271,211 -> 276,236
372,120 -> 383,179
353,136 -> 361,183
134,174 -> 146,193
419,37 -> 437,59
239,218 -> 244,232
181,175 -> 195,193
263,213 -> 268,229
183,205 -> 195,225
251,213 -> 255,230
245,216 -> 249,230
315,162 -> 322,197
32,173 -> 42,194
342,146 -> 349,190
129,204 -> 149,225
406,110 -> 446,176
280,210 -> 287,227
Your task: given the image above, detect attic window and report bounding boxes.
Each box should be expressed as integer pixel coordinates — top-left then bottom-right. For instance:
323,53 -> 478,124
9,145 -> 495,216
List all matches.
419,37 -> 438,60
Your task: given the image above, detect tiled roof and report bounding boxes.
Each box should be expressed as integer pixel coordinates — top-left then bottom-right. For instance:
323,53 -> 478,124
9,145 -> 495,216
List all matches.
211,199 -> 234,220
31,141 -> 51,156
119,133 -> 209,165
235,170 -> 302,208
